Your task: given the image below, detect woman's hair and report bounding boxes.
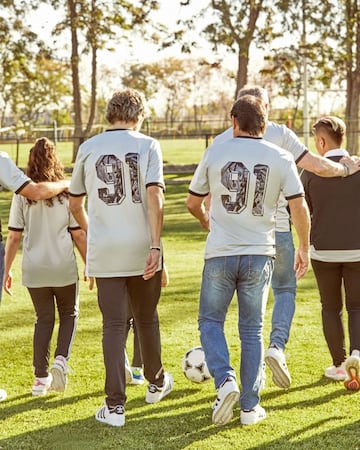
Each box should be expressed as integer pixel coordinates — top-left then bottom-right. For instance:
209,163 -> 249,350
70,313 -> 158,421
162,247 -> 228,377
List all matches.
26,137 -> 66,206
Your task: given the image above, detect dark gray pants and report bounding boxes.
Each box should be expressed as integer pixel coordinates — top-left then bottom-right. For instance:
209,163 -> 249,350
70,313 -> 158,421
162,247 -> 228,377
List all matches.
96,271 -> 164,407
311,259 -> 360,366
28,282 -> 79,378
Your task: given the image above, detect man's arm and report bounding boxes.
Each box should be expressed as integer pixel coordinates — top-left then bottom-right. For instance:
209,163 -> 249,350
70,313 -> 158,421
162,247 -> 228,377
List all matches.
143,185 -> 164,280
287,196 -> 310,280
297,151 -> 359,177
186,193 -> 210,231
19,180 -> 70,201
69,195 -> 88,232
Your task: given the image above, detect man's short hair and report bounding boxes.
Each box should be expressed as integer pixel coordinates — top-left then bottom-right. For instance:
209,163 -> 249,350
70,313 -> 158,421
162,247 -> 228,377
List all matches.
230,95 -> 267,136
237,85 -> 269,106
312,116 -> 346,146
105,88 -> 150,124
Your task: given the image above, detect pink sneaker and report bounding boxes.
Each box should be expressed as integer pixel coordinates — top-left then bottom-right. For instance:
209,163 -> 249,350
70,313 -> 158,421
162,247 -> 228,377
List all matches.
32,375 -> 52,396
324,363 -> 346,381
50,355 -> 69,392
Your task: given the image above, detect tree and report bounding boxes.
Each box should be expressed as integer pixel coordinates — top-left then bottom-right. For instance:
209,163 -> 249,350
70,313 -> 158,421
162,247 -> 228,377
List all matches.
180,1 -> 275,99
344,0 -> 360,154
10,53 -> 71,129
49,0 -> 161,161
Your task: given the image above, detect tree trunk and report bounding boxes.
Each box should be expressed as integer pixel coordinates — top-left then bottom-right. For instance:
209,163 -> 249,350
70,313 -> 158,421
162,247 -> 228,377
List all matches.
345,0 -> 360,155
235,52 -> 249,100
84,0 -> 98,138
68,0 -> 83,162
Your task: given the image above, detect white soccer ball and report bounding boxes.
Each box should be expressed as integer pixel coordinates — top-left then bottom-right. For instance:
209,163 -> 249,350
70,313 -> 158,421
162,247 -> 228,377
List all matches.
182,346 -> 212,383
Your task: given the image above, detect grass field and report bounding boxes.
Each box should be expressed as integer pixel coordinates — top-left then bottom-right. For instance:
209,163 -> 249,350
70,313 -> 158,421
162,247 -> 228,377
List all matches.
0,179 -> 360,449
0,138 -> 210,168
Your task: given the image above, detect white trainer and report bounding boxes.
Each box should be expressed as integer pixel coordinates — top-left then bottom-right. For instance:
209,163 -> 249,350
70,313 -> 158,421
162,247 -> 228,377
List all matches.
241,404 -> 266,425
325,363 -> 347,381
125,350 -> 133,384
145,372 -> 174,404
32,374 -> 53,396
50,355 -> 69,392
0,389 -> 7,401
265,346 -> 291,389
212,376 -> 240,426
95,403 -> 125,427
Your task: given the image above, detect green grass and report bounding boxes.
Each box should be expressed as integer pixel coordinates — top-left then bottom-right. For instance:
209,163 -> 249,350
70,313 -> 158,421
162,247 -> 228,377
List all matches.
0,138 -> 209,169
1,184 -> 360,449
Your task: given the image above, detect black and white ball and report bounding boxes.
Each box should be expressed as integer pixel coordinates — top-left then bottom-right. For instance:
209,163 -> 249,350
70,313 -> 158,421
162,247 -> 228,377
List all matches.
182,346 -> 211,383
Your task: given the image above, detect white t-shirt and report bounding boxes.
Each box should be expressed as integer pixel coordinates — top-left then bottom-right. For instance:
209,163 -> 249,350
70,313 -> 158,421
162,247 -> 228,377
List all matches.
213,123 -> 307,232
8,195 -> 80,287
189,136 -> 304,259
69,129 -> 165,277
0,152 -> 31,237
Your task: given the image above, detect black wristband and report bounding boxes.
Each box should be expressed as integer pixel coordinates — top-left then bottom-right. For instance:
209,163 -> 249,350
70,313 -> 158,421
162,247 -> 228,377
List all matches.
150,246 -> 161,251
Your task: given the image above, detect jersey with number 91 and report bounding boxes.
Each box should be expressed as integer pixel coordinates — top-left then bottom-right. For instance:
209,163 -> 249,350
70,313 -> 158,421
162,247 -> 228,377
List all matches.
189,137 -> 304,259
69,129 -> 164,277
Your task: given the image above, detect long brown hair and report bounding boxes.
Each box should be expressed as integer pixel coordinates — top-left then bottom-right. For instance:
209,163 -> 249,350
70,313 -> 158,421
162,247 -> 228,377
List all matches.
26,137 -> 66,206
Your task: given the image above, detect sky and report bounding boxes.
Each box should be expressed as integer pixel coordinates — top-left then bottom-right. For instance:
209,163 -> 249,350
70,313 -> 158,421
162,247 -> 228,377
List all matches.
26,2 -> 345,117
31,1 -> 214,65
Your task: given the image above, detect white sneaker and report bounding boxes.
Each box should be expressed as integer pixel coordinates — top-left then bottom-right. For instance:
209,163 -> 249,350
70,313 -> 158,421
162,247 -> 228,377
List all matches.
32,374 -> 53,396
95,403 -> 125,427
125,350 -> 133,384
212,376 -> 240,426
0,389 -> 7,401
265,346 -> 291,389
241,404 -> 266,425
131,366 -> 145,385
50,355 -> 68,392
325,363 -> 347,381
145,372 -> 174,404
344,353 -> 360,390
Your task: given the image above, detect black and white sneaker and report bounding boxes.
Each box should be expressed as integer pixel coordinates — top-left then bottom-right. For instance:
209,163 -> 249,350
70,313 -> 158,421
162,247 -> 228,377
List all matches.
212,376 -> 240,426
95,403 -> 125,427
265,345 -> 291,389
145,372 -> 174,403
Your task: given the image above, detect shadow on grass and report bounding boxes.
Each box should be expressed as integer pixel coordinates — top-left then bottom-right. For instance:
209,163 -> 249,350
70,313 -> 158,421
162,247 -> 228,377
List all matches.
249,418 -> 360,449
0,389 -> 231,450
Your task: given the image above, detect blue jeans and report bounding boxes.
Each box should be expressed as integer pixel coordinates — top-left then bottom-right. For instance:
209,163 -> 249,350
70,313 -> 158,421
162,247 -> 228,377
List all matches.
270,231 -> 296,350
198,255 -> 273,410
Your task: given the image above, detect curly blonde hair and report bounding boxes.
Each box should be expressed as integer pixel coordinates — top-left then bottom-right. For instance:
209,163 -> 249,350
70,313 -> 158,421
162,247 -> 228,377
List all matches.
105,88 -> 150,124
26,137 -> 66,206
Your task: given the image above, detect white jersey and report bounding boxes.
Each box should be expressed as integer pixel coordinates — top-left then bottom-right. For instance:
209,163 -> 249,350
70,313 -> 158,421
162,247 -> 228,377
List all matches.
213,123 -> 307,232
0,152 -> 31,237
0,152 -> 31,193
8,195 -> 80,287
69,129 -> 165,277
189,136 -> 304,259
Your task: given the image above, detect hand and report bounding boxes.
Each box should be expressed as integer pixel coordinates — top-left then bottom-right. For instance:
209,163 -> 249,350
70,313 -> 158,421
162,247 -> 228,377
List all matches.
200,210 -> 210,231
161,264 -> 169,287
294,248 -> 309,280
340,155 -> 360,176
62,179 -> 71,192
143,248 -> 161,280
83,267 -> 94,290
3,271 -> 13,296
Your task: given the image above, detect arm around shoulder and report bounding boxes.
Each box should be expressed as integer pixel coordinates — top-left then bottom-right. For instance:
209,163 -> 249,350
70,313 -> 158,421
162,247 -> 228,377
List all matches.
19,180 -> 69,201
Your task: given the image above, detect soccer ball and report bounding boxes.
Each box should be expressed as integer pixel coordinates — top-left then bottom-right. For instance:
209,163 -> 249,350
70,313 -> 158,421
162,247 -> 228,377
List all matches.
182,346 -> 212,383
